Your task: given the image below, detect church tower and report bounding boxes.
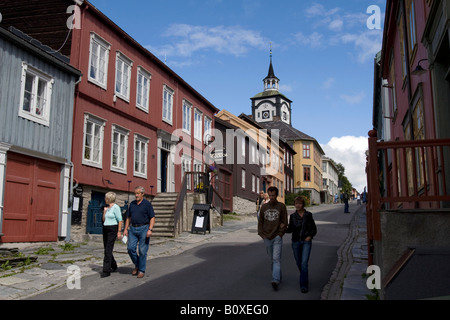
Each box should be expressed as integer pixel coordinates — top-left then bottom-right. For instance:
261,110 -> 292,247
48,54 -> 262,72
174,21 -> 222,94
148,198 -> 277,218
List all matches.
251,48 -> 292,126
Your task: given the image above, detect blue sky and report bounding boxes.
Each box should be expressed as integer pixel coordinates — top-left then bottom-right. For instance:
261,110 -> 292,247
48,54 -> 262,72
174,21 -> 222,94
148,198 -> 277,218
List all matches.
89,0 -> 386,191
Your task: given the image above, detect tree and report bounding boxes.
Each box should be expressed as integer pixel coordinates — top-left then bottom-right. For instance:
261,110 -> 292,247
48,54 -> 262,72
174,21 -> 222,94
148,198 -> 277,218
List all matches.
330,159 -> 353,193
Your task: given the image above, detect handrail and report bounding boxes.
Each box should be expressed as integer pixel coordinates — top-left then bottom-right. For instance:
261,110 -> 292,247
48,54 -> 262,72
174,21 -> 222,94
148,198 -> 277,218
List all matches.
366,130 -> 450,255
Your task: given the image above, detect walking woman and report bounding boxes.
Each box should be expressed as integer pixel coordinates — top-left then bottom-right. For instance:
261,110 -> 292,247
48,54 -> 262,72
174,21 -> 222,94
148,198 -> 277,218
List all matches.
286,196 -> 317,293
102,192 -> 123,278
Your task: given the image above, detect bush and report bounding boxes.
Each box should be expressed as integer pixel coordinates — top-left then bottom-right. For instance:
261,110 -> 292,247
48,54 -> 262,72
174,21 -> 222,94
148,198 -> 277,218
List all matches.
285,190 -> 311,206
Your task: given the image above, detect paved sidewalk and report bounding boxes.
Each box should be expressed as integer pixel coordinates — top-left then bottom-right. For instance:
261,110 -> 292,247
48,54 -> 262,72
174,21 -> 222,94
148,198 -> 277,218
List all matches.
0,203 -> 373,300
322,203 -> 374,300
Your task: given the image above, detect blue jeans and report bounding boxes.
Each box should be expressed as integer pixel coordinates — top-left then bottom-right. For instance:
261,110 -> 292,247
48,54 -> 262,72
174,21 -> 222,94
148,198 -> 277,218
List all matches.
292,240 -> 312,289
263,236 -> 283,284
127,225 -> 150,273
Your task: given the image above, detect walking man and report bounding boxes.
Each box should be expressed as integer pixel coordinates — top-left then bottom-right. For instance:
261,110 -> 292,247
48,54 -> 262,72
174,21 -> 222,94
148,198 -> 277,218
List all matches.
258,186 -> 288,290
124,186 -> 155,278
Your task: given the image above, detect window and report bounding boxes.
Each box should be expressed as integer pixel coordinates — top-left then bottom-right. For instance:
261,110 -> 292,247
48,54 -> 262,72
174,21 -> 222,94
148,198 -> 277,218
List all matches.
194,109 -> 203,141
19,63 -> 53,126
398,12 -> 408,81
204,116 -> 212,144
241,169 -> 246,189
303,144 -> 311,158
137,67 -> 151,112
83,114 -> 105,168
162,85 -> 174,124
406,0 -> 417,57
181,155 -> 192,190
252,174 -> 256,193
304,166 -> 311,182
115,52 -> 132,101
134,134 -> 148,178
111,125 -> 129,174
182,100 -> 192,134
89,33 -> 110,89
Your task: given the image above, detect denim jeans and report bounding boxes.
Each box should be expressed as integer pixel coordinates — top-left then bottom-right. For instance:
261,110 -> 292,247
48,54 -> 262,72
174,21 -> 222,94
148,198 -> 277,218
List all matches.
292,240 -> 312,289
263,236 -> 283,284
127,225 -> 150,273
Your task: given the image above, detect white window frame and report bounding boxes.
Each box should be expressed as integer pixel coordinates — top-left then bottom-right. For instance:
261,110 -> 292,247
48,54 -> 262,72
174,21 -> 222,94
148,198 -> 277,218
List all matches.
115,51 -> 133,102
82,113 -> 106,169
204,116 -> 212,145
111,125 -> 129,174
88,33 -> 110,89
19,63 -> 54,127
134,134 -> 149,178
194,108 -> 203,142
136,66 -> 151,112
162,85 -> 174,125
182,99 -> 192,134
181,155 -> 192,190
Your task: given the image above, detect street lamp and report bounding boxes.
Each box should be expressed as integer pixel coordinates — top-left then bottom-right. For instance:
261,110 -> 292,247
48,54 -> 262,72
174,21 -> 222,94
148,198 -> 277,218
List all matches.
412,59 -> 428,76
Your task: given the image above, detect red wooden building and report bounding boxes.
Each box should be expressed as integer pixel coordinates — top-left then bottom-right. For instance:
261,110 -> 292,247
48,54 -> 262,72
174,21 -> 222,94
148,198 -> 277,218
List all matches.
0,0 -> 218,239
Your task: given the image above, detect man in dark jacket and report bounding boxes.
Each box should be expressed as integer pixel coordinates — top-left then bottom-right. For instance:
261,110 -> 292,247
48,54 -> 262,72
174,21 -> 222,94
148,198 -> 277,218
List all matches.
286,196 -> 317,293
258,186 -> 288,290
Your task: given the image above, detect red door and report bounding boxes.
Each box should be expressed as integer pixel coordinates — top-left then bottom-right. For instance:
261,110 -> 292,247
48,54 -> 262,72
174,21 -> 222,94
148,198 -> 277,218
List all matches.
1,153 -> 60,243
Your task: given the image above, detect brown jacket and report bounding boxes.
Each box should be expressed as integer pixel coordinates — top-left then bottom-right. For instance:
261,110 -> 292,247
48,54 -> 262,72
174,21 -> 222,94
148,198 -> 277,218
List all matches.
258,200 -> 288,240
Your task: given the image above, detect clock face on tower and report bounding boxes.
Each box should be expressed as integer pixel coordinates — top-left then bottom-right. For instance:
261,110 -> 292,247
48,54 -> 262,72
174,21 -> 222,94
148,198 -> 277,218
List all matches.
262,111 -> 270,119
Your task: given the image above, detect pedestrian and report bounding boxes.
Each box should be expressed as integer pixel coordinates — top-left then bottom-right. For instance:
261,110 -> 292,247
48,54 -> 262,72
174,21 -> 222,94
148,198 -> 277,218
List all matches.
123,186 -> 156,278
258,186 -> 288,291
343,192 -> 350,213
101,191 -> 123,278
263,192 -> 270,204
286,196 -> 317,293
256,191 -> 264,220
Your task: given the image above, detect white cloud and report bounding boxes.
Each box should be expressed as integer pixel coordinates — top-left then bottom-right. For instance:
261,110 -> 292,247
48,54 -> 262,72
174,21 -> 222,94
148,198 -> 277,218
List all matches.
322,77 -> 335,89
149,24 -> 267,59
340,91 -> 366,105
321,136 -> 368,192
292,31 -> 324,49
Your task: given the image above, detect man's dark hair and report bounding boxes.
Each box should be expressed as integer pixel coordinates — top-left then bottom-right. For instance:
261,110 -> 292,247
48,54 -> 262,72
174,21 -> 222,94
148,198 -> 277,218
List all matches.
267,186 -> 279,196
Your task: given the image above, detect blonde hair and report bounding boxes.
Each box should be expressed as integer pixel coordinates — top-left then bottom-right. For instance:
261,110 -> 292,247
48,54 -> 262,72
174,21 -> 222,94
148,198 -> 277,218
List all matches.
105,192 -> 116,204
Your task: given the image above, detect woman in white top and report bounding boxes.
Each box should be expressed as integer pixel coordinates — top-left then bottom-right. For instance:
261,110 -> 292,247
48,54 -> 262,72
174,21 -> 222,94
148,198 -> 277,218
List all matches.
101,192 -> 123,278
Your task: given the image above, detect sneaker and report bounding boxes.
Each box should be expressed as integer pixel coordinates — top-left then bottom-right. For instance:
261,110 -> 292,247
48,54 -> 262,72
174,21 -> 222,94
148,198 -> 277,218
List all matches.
137,272 -> 145,278
301,287 -> 308,293
131,268 -> 139,276
100,272 -> 110,278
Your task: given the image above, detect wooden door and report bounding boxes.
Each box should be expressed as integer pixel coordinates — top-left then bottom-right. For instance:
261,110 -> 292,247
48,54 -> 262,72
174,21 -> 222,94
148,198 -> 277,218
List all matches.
2,153 -> 60,242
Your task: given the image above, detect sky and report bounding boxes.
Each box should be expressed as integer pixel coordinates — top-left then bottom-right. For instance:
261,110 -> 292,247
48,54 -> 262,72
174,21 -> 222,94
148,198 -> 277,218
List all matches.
89,0 -> 386,192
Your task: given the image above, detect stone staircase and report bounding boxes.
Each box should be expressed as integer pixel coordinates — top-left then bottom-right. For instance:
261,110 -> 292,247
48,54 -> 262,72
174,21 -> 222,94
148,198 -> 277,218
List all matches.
151,193 -> 178,237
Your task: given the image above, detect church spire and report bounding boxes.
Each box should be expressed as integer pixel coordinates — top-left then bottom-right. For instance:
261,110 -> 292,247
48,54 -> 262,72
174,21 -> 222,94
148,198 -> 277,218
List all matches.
264,43 -> 279,91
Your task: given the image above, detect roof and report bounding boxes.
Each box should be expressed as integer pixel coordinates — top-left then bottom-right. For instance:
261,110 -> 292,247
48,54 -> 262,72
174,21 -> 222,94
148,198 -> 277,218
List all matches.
257,120 -> 325,155
0,26 -> 82,78
251,90 -> 292,102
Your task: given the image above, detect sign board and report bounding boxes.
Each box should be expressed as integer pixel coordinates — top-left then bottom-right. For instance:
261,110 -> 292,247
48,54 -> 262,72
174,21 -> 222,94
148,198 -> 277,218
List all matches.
191,203 -> 211,234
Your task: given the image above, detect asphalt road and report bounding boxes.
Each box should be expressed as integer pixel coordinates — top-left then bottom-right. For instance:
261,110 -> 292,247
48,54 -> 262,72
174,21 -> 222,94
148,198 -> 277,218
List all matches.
31,203 -> 356,302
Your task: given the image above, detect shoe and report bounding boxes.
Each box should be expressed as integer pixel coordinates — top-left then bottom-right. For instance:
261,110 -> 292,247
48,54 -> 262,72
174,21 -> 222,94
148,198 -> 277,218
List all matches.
101,272 -> 110,278
132,268 -> 139,276
137,272 -> 145,278
301,287 -> 308,293
271,282 -> 279,291
111,266 -> 118,272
